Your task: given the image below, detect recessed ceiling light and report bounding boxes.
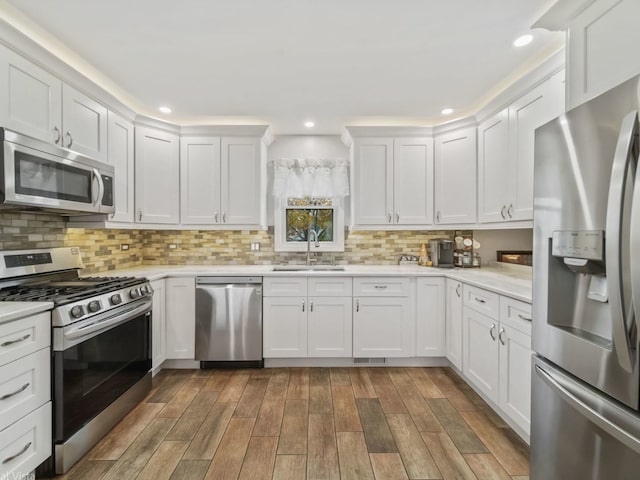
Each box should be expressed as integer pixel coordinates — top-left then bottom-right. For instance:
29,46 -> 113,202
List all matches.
441,107 -> 454,115
158,106 -> 172,114
513,34 -> 533,47
304,121 -> 315,128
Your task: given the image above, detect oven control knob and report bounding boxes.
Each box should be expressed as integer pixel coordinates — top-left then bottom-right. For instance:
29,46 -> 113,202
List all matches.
88,300 -> 101,313
129,288 -> 140,299
110,294 -> 122,305
140,285 -> 149,295
70,305 -> 84,319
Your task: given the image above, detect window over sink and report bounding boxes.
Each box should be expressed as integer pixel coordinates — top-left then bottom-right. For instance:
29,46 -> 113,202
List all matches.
275,196 -> 345,252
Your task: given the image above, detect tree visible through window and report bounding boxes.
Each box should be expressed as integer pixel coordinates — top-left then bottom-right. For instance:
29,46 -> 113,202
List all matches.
286,208 -> 334,242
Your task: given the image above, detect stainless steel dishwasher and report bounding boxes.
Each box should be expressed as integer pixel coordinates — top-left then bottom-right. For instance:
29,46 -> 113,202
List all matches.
195,277 -> 263,368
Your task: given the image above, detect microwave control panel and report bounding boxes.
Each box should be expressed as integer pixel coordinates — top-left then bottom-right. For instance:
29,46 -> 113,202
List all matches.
551,230 -> 604,261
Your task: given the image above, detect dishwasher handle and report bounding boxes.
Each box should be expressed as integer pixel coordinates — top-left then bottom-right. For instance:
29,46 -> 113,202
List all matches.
196,276 -> 262,285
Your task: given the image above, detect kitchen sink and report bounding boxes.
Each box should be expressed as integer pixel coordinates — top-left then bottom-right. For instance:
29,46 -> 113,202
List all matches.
272,265 -> 346,272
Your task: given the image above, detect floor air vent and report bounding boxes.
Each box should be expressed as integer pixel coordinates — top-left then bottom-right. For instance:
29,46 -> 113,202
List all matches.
353,358 -> 387,365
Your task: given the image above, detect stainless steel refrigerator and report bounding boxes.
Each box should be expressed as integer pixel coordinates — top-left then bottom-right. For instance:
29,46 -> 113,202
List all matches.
532,75 -> 640,479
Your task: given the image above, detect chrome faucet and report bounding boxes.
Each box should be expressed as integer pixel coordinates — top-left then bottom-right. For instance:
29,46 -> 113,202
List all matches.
306,228 -> 319,265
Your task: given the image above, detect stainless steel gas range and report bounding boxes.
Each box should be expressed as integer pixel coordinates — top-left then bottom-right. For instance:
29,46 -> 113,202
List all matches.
0,247 -> 153,475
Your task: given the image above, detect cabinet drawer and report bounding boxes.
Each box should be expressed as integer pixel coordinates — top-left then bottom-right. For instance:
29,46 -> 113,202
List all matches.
463,285 -> 499,318
500,296 -> 532,335
264,277 -> 307,296
0,402 -> 51,478
353,277 -> 410,297
0,312 -> 50,368
0,348 -> 50,431
308,277 -> 352,297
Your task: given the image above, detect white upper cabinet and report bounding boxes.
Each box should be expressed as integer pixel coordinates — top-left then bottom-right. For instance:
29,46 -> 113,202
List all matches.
478,70 -> 565,223
478,110 -> 511,223
0,45 -> 108,160
393,138 -> 434,225
0,45 -> 62,144
353,138 -> 394,225
107,112 -> 135,223
434,127 -> 477,225
180,136 -> 262,227
221,137 -> 262,225
135,126 -> 180,224
61,84 -> 108,161
508,70 -> 565,220
353,136 -> 433,227
562,0 -> 640,109
180,137 -> 221,225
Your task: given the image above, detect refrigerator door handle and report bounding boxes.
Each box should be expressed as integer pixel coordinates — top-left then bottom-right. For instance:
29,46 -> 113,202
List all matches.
535,363 -> 640,455
606,110 -> 639,373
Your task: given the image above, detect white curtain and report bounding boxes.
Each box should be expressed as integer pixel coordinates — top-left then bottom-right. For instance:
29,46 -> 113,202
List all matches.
272,158 -> 349,198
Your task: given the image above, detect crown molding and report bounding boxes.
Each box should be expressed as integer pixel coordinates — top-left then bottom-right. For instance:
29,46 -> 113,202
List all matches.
533,0 -> 598,31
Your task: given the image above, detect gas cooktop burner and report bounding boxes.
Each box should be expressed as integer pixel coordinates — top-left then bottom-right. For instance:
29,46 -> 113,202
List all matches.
0,276 -> 144,305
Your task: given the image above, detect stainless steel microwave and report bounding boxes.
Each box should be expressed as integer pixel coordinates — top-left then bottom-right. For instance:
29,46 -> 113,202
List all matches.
0,128 -> 115,215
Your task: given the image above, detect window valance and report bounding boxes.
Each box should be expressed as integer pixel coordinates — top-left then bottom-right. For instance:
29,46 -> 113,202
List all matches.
271,158 -> 349,198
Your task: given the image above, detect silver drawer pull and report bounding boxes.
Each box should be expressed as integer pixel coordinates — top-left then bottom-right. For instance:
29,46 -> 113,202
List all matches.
475,297 -> 486,304
0,383 -> 29,400
1,334 -> 30,347
302,299 -> 305,312
2,441 -> 31,464
517,313 -> 532,321
489,324 -> 496,340
374,285 -> 388,289
310,300 -> 314,312
356,299 -> 360,312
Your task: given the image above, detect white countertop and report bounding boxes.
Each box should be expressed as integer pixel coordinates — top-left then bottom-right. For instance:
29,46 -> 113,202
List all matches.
108,263 -> 533,303
0,301 -> 53,324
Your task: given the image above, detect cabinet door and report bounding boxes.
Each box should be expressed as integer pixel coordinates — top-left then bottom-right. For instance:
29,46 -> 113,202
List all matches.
508,70 -> 565,221
477,110 -> 511,223
566,0 -> 640,109
0,45 -> 62,143
150,279 -> 166,371
352,138 -> 394,225
165,277 -> 195,360
263,297 -> 307,358
135,126 -> 180,224
353,297 -> 413,357
463,306 -> 499,404
434,127 -> 477,224
416,277 -> 445,356
393,137 -> 434,225
499,323 -> 532,435
61,84 -> 108,161
445,279 -> 463,370
308,297 -> 352,357
181,137 -> 221,225
107,112 -> 134,223
220,137 -> 262,225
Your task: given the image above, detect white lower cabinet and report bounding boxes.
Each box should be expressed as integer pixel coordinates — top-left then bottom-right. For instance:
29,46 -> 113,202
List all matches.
165,277 -> 196,359
416,277 -> 445,356
353,296 -> 413,357
308,297 -> 352,357
263,296 -> 308,357
461,284 -> 532,436
0,309 -> 51,479
353,277 -> 414,358
445,279 -> 463,370
263,277 -> 353,358
150,279 -> 166,370
463,306 -> 500,403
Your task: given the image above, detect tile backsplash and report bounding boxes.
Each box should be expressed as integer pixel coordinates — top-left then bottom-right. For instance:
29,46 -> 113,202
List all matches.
0,212 -> 453,274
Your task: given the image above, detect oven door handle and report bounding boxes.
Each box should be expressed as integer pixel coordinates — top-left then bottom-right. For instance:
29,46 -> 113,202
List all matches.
64,300 -> 152,342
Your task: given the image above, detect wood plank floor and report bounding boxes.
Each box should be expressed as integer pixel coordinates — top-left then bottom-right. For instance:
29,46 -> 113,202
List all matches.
52,367 -> 529,480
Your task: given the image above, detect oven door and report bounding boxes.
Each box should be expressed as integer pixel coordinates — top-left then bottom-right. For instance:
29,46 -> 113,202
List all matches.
53,299 -> 152,442
2,132 -> 114,214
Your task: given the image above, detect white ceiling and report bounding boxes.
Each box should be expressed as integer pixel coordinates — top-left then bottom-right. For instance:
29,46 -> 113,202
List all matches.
2,0 -> 563,134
